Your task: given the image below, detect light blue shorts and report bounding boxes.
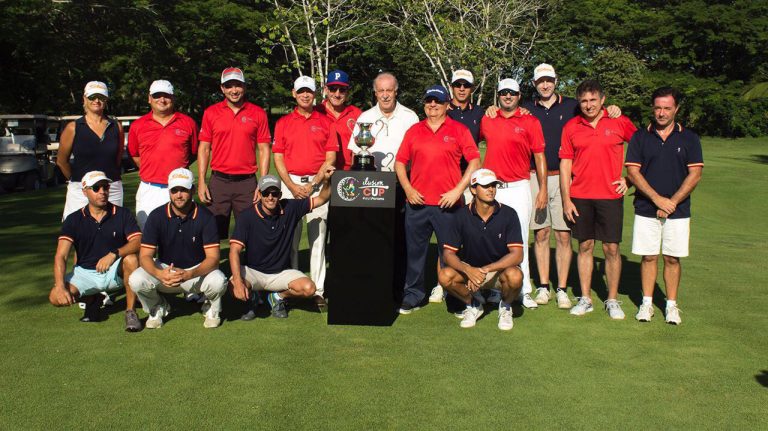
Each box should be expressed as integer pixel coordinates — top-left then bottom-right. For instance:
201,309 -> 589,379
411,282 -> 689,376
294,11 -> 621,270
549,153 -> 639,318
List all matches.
65,258 -> 124,296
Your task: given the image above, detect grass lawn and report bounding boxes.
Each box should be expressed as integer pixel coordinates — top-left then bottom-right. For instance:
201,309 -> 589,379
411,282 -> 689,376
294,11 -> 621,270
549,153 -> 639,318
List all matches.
0,137 -> 766,429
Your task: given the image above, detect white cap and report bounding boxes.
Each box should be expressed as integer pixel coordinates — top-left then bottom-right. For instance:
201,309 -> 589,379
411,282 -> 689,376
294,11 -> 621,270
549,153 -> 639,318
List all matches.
470,169 -> 502,187
84,81 -> 109,98
293,76 -> 316,92
149,80 -> 174,95
220,67 -> 245,84
81,171 -> 112,189
497,78 -> 520,93
533,63 -> 557,81
451,69 -> 474,85
167,168 -> 194,190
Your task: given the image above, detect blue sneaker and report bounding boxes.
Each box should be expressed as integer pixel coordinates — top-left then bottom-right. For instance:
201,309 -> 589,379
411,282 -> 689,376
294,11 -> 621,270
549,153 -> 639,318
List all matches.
268,292 -> 288,318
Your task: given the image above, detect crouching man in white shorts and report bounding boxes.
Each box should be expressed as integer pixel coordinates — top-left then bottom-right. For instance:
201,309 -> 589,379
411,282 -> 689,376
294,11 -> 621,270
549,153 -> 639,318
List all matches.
129,168 -> 227,329
625,87 -> 704,325
437,169 -> 524,330
229,167 -> 334,319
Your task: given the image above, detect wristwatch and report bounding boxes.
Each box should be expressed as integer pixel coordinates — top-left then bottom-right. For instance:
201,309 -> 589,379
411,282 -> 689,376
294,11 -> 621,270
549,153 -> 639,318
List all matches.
311,182 -> 321,193
111,248 -> 120,259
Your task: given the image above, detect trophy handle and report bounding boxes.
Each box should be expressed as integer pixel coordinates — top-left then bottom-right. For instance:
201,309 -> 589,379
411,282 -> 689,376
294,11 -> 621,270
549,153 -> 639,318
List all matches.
373,119 -> 388,137
346,118 -> 357,134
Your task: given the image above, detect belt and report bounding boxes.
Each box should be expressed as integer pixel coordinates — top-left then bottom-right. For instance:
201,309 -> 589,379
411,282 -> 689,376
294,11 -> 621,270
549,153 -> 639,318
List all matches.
212,170 -> 254,181
530,169 -> 560,176
290,174 -> 314,183
497,179 -> 528,189
142,181 -> 167,187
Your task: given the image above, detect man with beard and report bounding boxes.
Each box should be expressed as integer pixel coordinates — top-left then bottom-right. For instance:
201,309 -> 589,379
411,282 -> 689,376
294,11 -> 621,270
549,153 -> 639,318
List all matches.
197,67 -> 272,239
129,168 -> 227,329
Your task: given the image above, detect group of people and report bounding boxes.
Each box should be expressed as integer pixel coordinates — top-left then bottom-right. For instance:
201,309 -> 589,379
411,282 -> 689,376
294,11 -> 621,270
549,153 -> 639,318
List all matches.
48,63 -> 703,332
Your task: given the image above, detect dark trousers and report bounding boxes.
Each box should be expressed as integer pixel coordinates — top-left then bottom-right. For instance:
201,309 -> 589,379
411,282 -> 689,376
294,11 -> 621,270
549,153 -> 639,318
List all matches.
208,174 -> 257,239
402,204 -> 457,307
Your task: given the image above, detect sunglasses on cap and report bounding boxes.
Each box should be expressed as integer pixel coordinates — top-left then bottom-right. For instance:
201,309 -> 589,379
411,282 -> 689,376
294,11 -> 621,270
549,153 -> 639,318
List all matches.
452,82 -> 472,89
262,189 -> 281,198
151,93 -> 172,100
87,94 -> 108,102
327,86 -> 348,94
498,89 -> 519,97
87,183 -> 111,192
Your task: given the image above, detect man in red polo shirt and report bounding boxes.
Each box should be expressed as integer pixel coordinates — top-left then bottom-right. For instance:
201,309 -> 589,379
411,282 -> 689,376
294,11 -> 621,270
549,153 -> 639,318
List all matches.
197,67 -> 272,239
559,79 -> 636,319
315,69 -> 362,170
481,78 -> 547,310
273,75 -> 337,306
129,80 -> 198,229
394,85 -> 481,314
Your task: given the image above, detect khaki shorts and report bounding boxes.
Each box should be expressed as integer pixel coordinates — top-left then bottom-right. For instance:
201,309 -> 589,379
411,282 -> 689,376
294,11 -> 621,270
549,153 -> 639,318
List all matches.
529,173 -> 569,231
237,266 -> 307,292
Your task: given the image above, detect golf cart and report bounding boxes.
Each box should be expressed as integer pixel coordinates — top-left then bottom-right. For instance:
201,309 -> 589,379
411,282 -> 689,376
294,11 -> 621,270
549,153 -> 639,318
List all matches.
0,115 -> 57,192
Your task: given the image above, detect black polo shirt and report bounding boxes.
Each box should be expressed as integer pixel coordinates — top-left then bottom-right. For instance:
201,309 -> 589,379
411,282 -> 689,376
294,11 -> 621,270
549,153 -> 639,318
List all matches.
523,94 -> 578,171
141,203 -> 220,268
625,123 -> 704,219
59,204 -> 141,270
230,198 -> 313,274
443,201 -> 523,267
448,101 -> 484,144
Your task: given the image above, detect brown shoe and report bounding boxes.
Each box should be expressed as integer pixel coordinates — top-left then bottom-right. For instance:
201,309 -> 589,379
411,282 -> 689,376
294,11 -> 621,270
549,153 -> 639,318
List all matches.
125,309 -> 142,332
314,295 -> 327,311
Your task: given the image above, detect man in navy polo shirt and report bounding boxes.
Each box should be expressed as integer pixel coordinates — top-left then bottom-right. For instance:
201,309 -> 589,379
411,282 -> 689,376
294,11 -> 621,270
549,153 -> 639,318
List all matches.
626,87 -> 703,325
129,168 -> 227,329
439,169 -> 524,330
395,85 -> 481,314
49,170 -> 142,331
229,168 -> 334,319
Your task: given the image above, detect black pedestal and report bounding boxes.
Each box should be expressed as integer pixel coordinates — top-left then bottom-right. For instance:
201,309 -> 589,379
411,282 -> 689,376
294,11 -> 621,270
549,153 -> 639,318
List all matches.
325,171 -> 405,326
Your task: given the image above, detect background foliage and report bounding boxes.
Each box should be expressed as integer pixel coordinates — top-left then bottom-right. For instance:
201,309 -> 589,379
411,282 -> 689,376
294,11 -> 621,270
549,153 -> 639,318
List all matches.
1,0 -> 766,136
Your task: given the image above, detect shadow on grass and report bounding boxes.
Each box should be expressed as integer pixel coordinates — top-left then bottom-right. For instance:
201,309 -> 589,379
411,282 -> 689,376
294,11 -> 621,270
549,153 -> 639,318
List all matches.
755,370 -> 768,388
749,154 -> 768,165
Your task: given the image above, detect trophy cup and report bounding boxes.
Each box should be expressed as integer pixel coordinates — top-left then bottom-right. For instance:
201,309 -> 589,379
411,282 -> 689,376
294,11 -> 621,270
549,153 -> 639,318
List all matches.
348,120 -> 383,171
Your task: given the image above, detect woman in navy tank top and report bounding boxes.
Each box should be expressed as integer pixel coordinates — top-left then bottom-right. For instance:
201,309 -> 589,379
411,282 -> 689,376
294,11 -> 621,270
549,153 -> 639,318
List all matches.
57,81 -> 125,220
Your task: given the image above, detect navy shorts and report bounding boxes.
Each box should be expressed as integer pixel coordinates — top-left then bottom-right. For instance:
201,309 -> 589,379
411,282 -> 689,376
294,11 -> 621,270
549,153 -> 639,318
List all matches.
567,198 -> 623,243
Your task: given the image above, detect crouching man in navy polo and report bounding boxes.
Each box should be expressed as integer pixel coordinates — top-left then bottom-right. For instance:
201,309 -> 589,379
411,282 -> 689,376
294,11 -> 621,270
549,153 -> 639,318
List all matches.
50,171 -> 142,331
229,167 -> 333,319
438,169 -> 524,330
129,168 -> 227,329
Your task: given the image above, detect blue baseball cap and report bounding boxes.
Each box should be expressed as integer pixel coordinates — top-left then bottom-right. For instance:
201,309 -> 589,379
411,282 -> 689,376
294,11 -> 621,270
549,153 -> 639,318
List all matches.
423,85 -> 449,103
326,69 -> 349,87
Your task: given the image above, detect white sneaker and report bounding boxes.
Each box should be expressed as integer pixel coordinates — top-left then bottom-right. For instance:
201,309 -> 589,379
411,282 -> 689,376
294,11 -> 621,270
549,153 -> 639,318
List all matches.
521,293 -> 538,309
428,285 -> 444,303
605,299 -> 625,320
556,290 -> 572,309
145,302 -> 169,329
636,303 -> 654,322
534,287 -> 550,305
666,304 -> 682,325
570,297 -> 593,316
460,305 -> 484,328
454,309 -> 466,319
203,309 -> 221,328
498,306 -> 514,330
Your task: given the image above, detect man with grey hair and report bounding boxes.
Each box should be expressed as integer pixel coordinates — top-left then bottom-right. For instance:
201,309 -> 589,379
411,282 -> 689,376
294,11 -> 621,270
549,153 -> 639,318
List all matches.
348,72 -> 419,172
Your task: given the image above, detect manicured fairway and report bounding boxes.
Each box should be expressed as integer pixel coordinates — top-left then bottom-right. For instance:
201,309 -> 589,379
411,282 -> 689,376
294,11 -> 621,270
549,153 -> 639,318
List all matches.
0,137 -> 766,429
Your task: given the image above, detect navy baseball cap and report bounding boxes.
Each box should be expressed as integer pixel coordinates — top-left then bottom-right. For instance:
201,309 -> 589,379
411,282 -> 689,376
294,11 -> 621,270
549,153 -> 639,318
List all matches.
326,70 -> 349,87
423,85 -> 449,103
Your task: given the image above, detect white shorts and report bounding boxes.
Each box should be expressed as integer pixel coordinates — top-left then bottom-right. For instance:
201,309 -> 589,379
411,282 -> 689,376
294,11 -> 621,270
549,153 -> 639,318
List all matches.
631,215 -> 690,257
237,266 -> 307,292
136,181 -> 170,229
63,180 -> 124,221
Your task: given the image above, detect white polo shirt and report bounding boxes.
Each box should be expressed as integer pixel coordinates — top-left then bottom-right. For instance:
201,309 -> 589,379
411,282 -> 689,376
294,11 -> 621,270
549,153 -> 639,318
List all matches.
348,102 -> 419,171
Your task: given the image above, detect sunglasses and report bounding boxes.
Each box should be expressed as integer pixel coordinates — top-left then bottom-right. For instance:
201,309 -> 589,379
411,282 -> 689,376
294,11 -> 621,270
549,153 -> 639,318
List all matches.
424,97 -> 443,104
170,187 -> 189,194
452,82 -> 472,89
222,81 -> 243,89
498,90 -> 519,97
296,88 -> 314,95
327,86 -> 348,94
262,190 -> 281,198
87,94 -> 108,102
87,184 -> 111,192
151,93 -> 172,100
